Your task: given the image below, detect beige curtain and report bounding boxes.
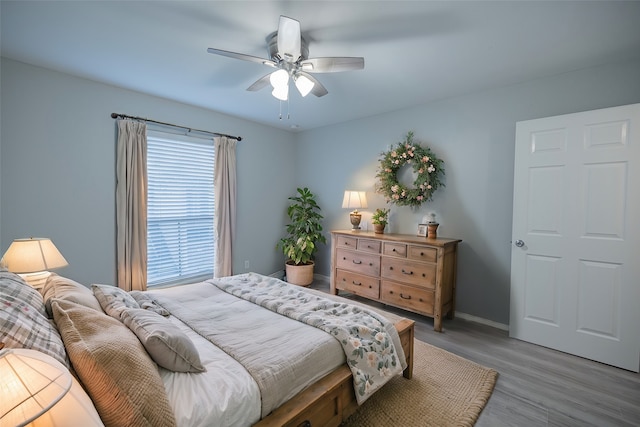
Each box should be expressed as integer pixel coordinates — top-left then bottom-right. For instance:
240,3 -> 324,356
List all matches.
116,119 -> 148,291
214,136 -> 237,277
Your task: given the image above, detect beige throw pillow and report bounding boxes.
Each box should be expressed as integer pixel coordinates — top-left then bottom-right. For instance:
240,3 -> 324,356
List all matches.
41,273 -> 103,318
51,299 -> 176,427
120,307 -> 205,373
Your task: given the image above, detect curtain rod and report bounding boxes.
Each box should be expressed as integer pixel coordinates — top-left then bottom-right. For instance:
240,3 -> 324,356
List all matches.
110,113 -> 242,141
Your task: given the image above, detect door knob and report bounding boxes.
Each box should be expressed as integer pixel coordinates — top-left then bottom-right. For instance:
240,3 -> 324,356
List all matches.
514,239 -> 525,247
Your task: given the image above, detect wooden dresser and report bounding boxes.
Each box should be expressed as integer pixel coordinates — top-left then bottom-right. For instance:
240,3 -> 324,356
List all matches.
330,230 -> 461,332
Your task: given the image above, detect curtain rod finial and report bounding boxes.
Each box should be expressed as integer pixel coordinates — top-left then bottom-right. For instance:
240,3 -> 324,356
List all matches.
111,113 -> 119,119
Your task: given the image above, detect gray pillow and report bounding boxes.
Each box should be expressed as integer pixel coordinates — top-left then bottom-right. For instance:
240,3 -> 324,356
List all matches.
92,284 -> 139,320
129,291 -> 170,316
120,307 -> 205,373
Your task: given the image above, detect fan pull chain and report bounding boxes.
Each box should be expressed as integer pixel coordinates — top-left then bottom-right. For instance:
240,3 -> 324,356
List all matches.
278,99 -> 291,120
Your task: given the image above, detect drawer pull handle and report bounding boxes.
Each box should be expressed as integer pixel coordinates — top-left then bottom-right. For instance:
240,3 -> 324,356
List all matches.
353,260 -> 362,265
298,421 -> 311,427
392,248 -> 397,252
352,281 -> 362,286
400,293 -> 412,300
401,269 -> 413,275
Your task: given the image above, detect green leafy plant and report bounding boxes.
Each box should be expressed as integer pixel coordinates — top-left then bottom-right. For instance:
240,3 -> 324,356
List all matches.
277,187 -> 327,265
371,208 -> 390,226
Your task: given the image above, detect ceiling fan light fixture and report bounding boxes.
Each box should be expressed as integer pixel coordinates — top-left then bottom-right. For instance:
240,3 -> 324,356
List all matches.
294,74 -> 314,97
269,69 -> 289,89
272,84 -> 289,101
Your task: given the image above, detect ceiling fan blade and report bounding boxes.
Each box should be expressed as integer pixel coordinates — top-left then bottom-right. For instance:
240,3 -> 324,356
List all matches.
277,16 -> 301,62
246,74 -> 272,92
207,47 -> 277,67
298,72 -> 328,97
300,57 -> 364,73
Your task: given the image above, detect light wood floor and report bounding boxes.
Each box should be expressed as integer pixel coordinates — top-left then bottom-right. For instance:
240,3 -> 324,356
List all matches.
310,279 -> 640,427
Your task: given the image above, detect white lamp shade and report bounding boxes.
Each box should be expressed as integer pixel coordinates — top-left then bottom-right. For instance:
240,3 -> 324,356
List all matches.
271,85 -> 289,101
342,191 -> 368,210
1,238 -> 68,274
294,74 -> 314,97
0,349 -> 72,427
269,69 -> 289,89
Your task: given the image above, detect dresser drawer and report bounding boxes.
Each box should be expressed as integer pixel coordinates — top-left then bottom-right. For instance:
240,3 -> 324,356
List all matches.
381,257 -> 436,288
336,248 -> 380,277
408,245 -> 437,263
335,269 -> 380,299
381,280 -> 434,316
357,239 -> 381,254
336,235 -> 357,250
383,242 -> 407,257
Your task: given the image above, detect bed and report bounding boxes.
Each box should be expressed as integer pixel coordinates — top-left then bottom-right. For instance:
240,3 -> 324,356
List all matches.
0,269 -> 414,427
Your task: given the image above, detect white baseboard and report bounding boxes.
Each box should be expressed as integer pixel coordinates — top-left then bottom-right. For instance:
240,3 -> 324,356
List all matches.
455,312 -> 509,331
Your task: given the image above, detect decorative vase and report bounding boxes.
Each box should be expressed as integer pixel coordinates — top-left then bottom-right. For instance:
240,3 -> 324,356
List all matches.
373,223 -> 385,234
427,222 -> 439,239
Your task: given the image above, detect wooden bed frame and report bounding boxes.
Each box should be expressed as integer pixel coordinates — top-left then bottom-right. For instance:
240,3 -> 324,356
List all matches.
255,318 -> 415,427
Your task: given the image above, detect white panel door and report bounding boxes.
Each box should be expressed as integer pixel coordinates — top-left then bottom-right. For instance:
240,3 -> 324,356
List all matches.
510,103 -> 640,372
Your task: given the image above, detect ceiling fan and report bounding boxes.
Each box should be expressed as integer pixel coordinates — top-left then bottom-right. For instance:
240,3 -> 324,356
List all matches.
207,16 -> 364,101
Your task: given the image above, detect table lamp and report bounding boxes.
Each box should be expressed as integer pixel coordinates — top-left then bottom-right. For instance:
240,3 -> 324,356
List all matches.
342,191 -> 368,230
1,238 -> 68,289
0,348 -> 72,427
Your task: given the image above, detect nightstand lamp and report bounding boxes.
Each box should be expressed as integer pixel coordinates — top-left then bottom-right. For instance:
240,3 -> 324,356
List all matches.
1,238 -> 68,289
342,191 -> 368,230
0,348 -> 72,427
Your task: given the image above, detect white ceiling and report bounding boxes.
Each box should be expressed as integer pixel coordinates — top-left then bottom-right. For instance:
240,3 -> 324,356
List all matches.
2,1 -> 640,132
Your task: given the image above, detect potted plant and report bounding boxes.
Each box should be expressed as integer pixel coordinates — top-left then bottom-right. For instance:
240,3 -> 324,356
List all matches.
372,208 -> 390,234
277,187 -> 326,286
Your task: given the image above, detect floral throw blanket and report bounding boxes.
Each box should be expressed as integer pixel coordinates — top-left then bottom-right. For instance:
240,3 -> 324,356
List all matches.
210,273 -> 405,404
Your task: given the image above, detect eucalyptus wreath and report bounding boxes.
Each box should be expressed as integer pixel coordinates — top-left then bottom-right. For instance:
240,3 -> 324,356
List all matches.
375,132 -> 445,207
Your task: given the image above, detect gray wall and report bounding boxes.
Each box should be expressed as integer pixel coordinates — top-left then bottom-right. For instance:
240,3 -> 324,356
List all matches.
0,59 -> 296,285
296,58 -> 640,325
3,57 -> 640,325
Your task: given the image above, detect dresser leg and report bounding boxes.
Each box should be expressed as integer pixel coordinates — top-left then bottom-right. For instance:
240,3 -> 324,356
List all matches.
433,315 -> 442,332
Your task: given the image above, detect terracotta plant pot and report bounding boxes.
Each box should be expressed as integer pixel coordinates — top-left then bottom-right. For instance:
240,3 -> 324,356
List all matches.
373,223 -> 386,234
285,260 -> 315,286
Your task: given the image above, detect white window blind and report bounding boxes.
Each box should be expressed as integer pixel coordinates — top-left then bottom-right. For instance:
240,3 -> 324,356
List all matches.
147,132 -> 215,287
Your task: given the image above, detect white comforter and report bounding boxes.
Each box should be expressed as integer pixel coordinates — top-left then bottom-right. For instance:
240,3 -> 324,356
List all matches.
149,281 -> 347,427
160,312 -> 262,427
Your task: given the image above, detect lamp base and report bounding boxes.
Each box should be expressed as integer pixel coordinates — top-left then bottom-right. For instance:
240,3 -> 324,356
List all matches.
18,271 -> 52,290
349,212 -> 362,230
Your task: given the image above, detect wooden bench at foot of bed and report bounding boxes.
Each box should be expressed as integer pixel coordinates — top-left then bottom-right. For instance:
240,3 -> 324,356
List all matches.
255,318 -> 415,427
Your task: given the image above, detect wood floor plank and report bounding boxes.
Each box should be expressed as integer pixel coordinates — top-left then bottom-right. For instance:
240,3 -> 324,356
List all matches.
310,279 -> 640,426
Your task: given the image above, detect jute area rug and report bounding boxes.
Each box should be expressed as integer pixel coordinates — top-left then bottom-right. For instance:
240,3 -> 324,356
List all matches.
343,339 -> 498,427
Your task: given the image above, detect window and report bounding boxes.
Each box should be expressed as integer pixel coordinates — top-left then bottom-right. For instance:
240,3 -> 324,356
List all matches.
146,131 -> 215,287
